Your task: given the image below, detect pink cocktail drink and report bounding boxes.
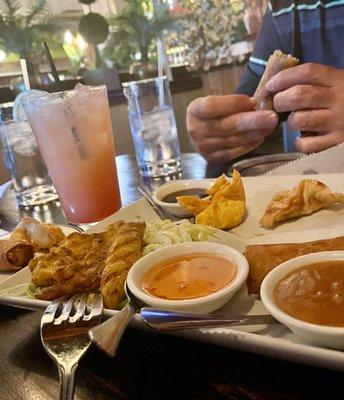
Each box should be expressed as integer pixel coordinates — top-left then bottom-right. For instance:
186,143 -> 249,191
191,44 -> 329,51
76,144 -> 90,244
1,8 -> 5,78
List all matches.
24,85 -> 121,223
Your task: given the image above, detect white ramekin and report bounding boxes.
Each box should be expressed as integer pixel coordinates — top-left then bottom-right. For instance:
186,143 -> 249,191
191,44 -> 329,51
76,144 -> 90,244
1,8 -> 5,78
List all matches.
261,251 -> 344,349
153,179 -> 213,217
127,242 -> 249,313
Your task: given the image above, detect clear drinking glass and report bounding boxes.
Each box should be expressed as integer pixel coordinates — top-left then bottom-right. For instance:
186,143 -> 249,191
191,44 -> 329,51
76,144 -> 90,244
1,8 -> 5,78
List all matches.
23,84 -> 122,224
0,118 -> 58,206
123,76 -> 182,177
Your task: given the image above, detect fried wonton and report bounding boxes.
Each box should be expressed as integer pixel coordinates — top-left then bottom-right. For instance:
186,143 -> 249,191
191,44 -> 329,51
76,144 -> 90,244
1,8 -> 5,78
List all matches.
177,196 -> 211,215
177,170 -> 246,230
260,179 -> 344,228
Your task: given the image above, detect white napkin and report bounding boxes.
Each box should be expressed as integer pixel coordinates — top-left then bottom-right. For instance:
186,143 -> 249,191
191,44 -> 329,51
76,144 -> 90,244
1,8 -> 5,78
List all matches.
264,142 -> 344,175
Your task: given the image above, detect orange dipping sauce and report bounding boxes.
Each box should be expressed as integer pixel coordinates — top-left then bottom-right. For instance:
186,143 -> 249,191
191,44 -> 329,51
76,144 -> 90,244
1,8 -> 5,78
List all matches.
141,253 -> 237,300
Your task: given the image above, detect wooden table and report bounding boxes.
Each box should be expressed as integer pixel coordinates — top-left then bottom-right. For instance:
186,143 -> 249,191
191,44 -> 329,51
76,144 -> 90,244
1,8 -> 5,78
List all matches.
0,153 -> 211,231
0,153 -> 342,400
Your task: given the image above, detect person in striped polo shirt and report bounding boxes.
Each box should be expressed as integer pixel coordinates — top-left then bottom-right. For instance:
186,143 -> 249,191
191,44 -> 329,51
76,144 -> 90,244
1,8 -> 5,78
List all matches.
187,0 -> 344,164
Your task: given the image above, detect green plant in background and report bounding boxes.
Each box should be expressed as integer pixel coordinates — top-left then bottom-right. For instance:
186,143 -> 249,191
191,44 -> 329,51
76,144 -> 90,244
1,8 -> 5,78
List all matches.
103,0 -> 180,70
178,0 -> 246,70
0,0 -> 58,76
77,0 -> 109,68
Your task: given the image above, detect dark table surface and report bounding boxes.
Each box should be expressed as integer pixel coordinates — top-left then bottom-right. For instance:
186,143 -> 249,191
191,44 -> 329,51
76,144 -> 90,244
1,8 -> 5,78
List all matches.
0,153 -> 343,400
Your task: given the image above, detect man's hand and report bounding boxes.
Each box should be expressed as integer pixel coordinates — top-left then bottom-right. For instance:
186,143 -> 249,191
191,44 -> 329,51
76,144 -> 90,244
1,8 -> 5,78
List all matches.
266,63 -> 344,153
186,95 -> 279,164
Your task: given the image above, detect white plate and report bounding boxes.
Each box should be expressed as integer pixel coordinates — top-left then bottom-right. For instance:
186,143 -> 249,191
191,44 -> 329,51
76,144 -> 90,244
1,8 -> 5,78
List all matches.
1,176 -> 344,371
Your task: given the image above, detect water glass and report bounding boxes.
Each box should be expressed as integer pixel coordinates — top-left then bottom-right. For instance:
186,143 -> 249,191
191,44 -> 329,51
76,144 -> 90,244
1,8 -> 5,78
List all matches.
0,118 -> 58,206
123,76 -> 182,177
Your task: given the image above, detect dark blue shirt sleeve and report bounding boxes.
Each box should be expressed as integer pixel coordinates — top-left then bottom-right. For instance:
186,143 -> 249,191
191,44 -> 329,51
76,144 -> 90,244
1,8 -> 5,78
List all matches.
236,8 -> 285,96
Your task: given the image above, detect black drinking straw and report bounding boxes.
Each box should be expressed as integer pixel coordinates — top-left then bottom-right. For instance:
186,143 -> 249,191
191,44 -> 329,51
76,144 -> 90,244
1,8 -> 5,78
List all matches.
42,41 -> 62,91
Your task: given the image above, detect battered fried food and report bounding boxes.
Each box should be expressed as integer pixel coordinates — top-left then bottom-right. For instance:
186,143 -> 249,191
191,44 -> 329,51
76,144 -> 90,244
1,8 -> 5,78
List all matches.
100,222 -> 146,309
177,196 -> 211,215
260,179 -> 344,228
11,217 -> 65,250
177,170 -> 246,230
0,240 -> 35,271
28,221 -> 124,300
253,50 -> 299,111
245,236 -> 344,294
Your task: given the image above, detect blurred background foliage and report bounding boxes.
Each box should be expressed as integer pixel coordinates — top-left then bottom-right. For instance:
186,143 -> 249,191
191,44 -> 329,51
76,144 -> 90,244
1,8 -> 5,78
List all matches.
0,0 -> 249,77
0,0 -> 60,75
102,0 -> 181,70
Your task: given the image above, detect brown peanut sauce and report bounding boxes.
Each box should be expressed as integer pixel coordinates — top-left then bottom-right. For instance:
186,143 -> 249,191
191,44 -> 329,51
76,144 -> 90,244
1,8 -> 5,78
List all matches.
142,253 -> 237,300
274,260 -> 344,327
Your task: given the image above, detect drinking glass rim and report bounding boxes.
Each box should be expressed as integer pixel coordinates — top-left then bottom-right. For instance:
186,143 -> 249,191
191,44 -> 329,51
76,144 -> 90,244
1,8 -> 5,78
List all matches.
122,76 -> 168,87
22,84 -> 107,105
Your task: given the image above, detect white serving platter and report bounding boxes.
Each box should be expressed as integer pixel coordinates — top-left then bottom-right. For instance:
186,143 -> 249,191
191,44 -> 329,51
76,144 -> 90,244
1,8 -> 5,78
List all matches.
0,175 -> 344,371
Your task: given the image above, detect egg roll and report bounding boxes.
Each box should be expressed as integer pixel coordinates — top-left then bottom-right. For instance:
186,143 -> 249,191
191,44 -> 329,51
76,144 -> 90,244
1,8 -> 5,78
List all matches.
245,236 -> 344,294
11,217 -> 65,250
253,50 -> 299,110
0,240 -> 35,271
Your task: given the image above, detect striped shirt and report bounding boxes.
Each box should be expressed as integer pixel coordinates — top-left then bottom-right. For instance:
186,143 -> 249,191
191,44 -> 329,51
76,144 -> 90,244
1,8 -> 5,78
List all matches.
237,0 -> 344,95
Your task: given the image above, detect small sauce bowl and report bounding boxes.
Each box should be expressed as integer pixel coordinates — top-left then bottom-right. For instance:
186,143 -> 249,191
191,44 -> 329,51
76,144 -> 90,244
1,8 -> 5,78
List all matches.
261,251 -> 344,349
153,179 -> 213,218
127,242 -> 249,313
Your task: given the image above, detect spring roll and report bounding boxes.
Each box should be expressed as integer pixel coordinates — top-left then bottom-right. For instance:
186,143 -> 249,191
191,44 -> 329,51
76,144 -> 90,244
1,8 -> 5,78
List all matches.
0,240 -> 35,271
253,50 -> 299,110
245,236 -> 344,294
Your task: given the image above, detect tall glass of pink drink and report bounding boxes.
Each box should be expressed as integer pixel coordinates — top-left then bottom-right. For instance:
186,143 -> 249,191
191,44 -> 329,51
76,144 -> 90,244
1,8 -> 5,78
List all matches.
24,85 -> 121,223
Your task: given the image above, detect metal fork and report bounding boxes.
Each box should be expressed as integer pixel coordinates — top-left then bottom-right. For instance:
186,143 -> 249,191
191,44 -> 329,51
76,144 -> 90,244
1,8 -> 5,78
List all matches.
40,293 -> 103,400
138,186 -> 178,221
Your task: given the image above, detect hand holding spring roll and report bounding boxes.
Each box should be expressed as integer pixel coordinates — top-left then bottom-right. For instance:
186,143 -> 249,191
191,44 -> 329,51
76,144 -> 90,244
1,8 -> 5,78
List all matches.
265,62 -> 344,153
253,50 -> 299,111
186,95 -> 279,164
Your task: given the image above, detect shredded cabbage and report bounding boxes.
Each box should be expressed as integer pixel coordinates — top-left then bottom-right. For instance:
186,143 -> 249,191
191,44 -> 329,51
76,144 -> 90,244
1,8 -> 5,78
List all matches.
26,282 -> 42,299
142,219 -> 216,255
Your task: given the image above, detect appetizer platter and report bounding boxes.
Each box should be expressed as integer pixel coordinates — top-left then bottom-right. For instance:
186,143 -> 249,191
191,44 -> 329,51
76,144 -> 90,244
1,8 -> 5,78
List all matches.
0,173 -> 344,371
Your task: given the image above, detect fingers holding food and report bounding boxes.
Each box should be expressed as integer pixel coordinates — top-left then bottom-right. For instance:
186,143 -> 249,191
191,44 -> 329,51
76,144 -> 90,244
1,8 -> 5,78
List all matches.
188,110 -> 278,164
295,131 -> 344,154
265,63 -> 338,92
267,63 -> 344,153
254,50 -> 299,111
187,95 -> 255,119
186,93 -> 278,164
273,85 -> 331,113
